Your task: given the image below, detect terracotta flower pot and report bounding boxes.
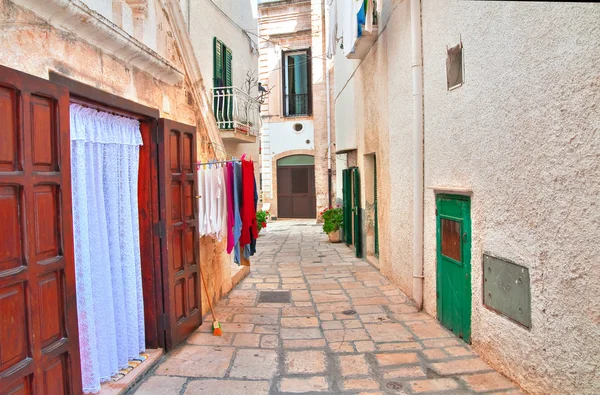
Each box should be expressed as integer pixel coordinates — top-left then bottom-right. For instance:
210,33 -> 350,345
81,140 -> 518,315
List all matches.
328,229 -> 341,243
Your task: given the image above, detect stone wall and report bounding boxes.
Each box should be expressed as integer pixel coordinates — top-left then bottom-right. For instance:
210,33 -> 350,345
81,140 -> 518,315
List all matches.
0,0 -> 239,317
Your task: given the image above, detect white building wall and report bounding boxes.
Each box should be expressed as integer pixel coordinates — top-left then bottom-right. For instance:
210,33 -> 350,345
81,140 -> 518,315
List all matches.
189,0 -> 259,94
421,2 -> 600,394
332,1 -> 600,394
268,120 -> 315,156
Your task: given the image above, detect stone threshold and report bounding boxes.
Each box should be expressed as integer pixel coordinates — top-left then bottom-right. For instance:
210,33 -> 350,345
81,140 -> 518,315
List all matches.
97,349 -> 163,395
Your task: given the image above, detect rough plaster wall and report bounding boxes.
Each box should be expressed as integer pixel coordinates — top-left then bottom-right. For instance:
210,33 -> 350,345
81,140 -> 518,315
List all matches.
333,0 -> 412,286
188,0 -> 260,191
421,1 -> 600,394
380,0 -> 414,297
189,0 -> 259,93
0,0 -> 237,319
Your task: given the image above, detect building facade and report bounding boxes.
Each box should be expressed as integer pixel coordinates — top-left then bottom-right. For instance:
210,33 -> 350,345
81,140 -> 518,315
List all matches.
330,1 -> 600,394
0,0 -> 251,392
257,0 -> 335,220
187,0 -> 261,178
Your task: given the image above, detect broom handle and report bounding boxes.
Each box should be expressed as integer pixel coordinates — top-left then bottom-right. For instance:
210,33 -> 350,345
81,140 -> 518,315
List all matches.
200,268 -> 217,322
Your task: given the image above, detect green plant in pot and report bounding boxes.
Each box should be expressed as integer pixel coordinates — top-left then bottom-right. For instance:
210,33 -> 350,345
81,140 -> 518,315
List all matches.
321,206 -> 343,243
256,210 -> 269,234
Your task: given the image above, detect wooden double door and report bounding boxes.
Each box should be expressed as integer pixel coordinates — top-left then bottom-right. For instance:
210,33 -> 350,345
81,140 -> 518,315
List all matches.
277,165 -> 316,218
0,66 -> 202,393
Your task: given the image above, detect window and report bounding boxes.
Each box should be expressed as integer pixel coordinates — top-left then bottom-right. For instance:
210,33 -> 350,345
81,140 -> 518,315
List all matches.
283,49 -> 312,116
446,42 -> 463,90
213,37 -> 233,128
214,37 -> 232,88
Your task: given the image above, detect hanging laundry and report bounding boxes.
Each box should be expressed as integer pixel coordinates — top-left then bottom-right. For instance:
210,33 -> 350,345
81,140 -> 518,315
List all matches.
196,157 -> 259,265
198,165 -> 206,236
240,159 -> 258,247
232,161 -> 244,264
244,174 -> 259,259
225,162 -> 235,254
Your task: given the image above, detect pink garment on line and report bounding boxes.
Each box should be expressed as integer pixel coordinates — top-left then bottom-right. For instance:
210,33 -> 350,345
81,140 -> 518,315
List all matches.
225,162 -> 235,254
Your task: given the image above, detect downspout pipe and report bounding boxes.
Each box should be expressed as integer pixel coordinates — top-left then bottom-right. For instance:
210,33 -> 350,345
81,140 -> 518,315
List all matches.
411,0 -> 425,310
326,65 -> 332,208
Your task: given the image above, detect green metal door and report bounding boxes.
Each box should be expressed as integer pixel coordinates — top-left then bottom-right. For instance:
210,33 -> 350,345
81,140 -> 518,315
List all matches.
352,167 -> 362,258
436,194 -> 471,342
342,169 -> 352,245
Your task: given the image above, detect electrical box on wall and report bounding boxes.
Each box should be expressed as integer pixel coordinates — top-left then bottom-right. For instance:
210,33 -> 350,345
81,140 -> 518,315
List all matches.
483,254 -> 531,328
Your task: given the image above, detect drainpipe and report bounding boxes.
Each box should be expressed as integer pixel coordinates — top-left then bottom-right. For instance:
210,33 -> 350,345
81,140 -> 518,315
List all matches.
411,0 -> 424,310
326,64 -> 332,208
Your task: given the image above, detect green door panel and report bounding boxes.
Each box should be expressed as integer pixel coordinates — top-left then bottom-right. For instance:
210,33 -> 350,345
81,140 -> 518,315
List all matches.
352,167 -> 362,258
342,169 -> 352,245
436,194 -> 471,343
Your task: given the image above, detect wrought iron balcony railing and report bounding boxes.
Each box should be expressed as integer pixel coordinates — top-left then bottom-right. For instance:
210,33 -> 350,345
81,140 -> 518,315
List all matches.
211,86 -> 262,136
285,93 -> 309,116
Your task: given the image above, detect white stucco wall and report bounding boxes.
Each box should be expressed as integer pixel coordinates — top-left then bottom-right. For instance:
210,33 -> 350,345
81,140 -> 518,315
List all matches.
189,0 -> 259,94
421,2 -> 600,394
332,0 -> 600,394
268,120 -> 315,156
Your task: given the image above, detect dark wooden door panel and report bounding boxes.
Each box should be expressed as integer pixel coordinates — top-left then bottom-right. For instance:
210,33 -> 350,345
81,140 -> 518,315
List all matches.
277,165 -> 315,218
0,65 -> 82,394
158,119 -> 201,350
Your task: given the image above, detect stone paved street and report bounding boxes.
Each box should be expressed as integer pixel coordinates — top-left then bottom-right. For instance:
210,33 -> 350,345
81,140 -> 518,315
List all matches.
132,221 -> 524,394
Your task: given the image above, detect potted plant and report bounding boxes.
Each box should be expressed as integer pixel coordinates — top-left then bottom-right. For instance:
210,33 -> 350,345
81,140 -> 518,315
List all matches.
321,206 -> 343,243
256,210 -> 269,235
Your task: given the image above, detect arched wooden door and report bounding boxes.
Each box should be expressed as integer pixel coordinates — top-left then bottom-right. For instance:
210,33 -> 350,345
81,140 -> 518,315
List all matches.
277,155 -> 316,218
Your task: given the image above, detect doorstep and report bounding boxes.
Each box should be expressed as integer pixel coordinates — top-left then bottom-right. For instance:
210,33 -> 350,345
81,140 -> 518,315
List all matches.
98,349 -> 163,395
231,261 -> 250,288
366,254 -> 380,270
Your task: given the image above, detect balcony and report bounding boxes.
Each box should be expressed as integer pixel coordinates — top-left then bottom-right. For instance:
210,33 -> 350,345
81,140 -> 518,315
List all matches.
212,86 -> 261,143
285,93 -> 310,117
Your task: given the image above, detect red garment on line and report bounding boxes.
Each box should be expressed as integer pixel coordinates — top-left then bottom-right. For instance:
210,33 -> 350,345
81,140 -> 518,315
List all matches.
240,159 -> 258,246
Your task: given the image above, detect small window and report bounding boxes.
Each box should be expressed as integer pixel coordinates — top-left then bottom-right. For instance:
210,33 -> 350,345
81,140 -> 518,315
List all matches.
446,42 -> 463,90
441,218 -> 461,261
283,49 -> 312,116
293,123 -> 304,132
277,155 -> 314,166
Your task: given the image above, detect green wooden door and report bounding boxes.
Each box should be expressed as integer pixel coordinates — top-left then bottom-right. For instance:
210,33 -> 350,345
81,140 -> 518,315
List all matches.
352,167 -> 362,258
436,195 -> 471,342
342,169 -> 352,245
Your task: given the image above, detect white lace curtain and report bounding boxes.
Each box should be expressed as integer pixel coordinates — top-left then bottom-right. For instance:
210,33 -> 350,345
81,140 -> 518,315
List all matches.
70,104 -> 145,394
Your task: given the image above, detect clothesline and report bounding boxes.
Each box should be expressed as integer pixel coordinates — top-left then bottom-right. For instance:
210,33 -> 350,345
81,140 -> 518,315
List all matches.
196,158 -> 257,168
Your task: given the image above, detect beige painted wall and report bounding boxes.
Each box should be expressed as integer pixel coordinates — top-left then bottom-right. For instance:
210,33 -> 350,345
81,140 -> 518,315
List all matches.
0,0 -> 238,317
258,0 -> 335,219
333,0 -> 600,394
188,0 -> 260,177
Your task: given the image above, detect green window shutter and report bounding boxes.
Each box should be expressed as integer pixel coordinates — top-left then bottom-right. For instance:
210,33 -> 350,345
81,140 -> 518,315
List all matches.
213,37 -> 223,87
374,158 -> 379,258
225,46 -> 233,87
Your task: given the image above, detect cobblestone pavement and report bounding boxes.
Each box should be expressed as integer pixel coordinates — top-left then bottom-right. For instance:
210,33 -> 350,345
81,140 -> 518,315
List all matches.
133,220 -> 524,394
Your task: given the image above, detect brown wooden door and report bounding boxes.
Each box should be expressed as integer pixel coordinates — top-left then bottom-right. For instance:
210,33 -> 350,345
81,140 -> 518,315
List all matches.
277,165 -> 316,218
158,119 -> 201,350
0,66 -> 82,393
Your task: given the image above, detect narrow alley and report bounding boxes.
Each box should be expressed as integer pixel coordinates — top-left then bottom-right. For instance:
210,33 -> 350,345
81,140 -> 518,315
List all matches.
132,221 -> 522,395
